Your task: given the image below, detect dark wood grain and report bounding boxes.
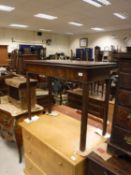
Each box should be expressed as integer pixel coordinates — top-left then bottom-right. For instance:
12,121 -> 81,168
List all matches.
118,89 -> 131,107
114,105 -> 131,131
108,52 -> 131,157
87,152 -> 131,175
25,60 -> 117,152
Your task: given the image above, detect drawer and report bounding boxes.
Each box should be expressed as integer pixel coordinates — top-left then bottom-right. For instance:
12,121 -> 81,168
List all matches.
118,89 -> 131,107
119,61 -> 131,73
23,130 -> 75,175
87,159 -> 114,175
114,106 -> 131,131
24,155 -> 46,175
119,73 -> 131,90
111,126 -> 131,154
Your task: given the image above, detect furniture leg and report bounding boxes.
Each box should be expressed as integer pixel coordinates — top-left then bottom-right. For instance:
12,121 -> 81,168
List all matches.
14,126 -> 23,163
47,77 -> 53,113
102,78 -> 110,135
26,73 -> 31,120
80,82 -> 89,151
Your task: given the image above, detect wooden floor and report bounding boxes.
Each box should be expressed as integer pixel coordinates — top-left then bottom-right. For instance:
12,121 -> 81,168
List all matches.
52,105 -> 111,133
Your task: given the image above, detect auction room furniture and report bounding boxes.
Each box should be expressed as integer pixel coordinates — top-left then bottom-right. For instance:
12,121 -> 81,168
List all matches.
5,76 -> 37,109
108,53 -> 131,157
36,88 -> 54,108
20,112 -> 105,175
10,46 -> 45,74
0,104 -> 43,162
0,45 -> 8,65
25,60 -> 117,153
0,76 -> 43,162
0,74 -> 13,102
67,80 -> 108,135
87,152 -> 131,175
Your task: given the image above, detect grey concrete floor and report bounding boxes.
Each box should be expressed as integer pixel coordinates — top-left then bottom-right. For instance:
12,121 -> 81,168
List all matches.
0,137 -> 24,175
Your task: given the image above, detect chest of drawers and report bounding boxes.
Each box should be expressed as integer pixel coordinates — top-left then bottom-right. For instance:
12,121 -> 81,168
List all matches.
21,113 -> 88,175
20,111 -> 105,175
108,53 -> 131,156
87,152 -> 131,175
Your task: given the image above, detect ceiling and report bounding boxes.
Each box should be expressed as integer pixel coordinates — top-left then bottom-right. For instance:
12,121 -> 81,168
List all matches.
0,0 -> 131,35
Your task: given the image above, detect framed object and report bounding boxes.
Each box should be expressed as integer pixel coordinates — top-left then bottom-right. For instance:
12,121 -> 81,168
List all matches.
80,38 -> 88,47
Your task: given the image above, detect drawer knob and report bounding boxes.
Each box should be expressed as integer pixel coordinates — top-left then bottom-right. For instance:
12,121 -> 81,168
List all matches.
28,150 -> 32,154
127,114 -> 131,121
124,136 -> 131,145
29,166 -> 32,170
58,162 -> 63,166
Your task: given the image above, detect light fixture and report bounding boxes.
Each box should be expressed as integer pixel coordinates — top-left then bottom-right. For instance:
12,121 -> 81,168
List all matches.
98,0 -> 111,5
34,13 -> 58,20
91,27 -> 104,31
69,22 -> 83,27
9,24 -> 28,28
113,13 -> 128,20
39,29 -> 52,32
0,4 -> 15,12
66,32 -> 74,35
82,0 -> 111,8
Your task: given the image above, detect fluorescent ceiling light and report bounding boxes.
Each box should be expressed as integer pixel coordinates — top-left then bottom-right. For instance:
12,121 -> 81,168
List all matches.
9,24 -> 28,28
83,0 -> 102,7
66,32 -> 74,35
0,4 -> 15,12
39,29 -> 52,32
113,13 -> 128,20
34,13 -> 58,20
69,22 -> 83,27
98,0 -> 111,5
91,27 -> 104,31
82,0 -> 111,8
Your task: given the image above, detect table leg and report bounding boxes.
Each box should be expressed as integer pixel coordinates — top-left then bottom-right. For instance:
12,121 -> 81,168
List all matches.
26,73 -> 31,120
102,78 -> 110,135
47,77 -> 53,113
80,82 -> 89,151
14,127 -> 23,163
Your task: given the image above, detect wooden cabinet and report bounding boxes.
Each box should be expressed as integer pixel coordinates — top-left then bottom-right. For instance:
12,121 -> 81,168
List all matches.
108,53 -> 131,156
0,103 -> 43,162
0,45 -> 8,65
21,113 -> 88,175
87,152 -> 131,175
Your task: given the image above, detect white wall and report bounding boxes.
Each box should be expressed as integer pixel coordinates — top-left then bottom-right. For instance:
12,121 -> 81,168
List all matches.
0,28 -> 70,56
1,28 -> 131,58
69,29 -> 131,58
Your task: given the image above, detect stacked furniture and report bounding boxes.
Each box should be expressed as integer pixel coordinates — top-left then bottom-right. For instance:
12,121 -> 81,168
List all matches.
108,53 -> 131,156
86,53 -> 131,175
0,76 -> 43,162
25,60 -> 116,152
20,60 -> 116,174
